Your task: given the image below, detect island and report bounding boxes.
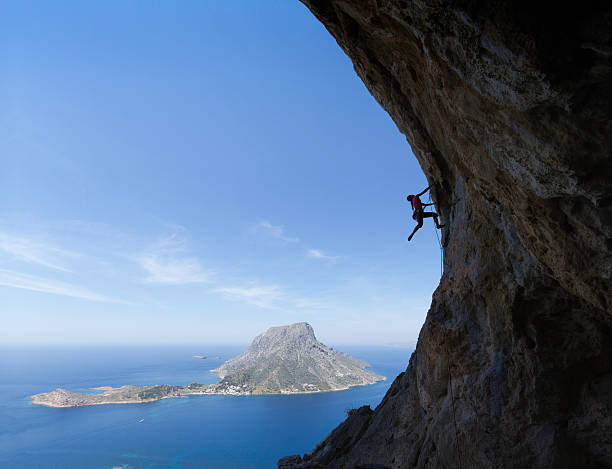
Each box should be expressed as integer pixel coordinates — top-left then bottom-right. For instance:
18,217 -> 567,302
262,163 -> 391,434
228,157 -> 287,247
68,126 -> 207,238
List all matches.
30,322 -> 384,407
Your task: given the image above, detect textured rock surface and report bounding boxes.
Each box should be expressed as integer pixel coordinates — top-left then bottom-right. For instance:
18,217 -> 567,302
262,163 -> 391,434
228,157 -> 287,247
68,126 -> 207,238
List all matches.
214,322 -> 384,393
282,1 -> 612,468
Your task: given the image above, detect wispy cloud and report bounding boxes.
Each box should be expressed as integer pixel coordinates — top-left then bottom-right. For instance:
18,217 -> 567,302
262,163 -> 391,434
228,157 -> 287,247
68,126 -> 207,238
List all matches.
293,296 -> 332,310
0,232 -> 78,272
60,220 -> 125,239
212,284 -> 284,309
250,220 -> 299,243
137,227 -> 213,285
212,282 -> 331,311
139,255 -> 211,285
0,268 -> 117,302
306,248 -> 339,263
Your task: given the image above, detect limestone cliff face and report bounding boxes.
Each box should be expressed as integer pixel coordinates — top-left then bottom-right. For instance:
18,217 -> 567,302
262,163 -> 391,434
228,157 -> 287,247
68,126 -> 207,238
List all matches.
281,1 -> 612,468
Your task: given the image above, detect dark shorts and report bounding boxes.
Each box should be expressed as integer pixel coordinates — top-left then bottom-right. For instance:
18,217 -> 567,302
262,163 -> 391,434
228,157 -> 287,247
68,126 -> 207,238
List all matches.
412,208 -> 435,224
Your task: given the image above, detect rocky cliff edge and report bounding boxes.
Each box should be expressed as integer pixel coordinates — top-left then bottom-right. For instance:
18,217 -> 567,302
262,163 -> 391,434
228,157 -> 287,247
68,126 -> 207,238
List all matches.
281,1 -> 612,467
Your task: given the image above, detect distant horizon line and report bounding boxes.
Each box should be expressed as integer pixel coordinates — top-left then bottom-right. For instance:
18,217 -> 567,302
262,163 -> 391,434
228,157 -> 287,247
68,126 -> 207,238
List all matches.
0,341 -> 416,349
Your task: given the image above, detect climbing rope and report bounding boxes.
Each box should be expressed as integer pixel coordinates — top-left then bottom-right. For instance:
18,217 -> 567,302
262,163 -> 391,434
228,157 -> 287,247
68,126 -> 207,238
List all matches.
428,192 -> 443,276
427,192 -> 461,466
422,192 -> 460,465
446,350 -> 463,469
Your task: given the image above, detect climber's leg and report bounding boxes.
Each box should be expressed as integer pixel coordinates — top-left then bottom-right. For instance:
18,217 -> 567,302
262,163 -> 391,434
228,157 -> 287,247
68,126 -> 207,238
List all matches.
432,213 -> 445,229
408,221 -> 423,241
408,210 -> 424,241
422,211 -> 445,229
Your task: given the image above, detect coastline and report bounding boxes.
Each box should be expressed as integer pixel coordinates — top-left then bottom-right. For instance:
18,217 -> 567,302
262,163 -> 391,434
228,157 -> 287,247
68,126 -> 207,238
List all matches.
30,390 -> 246,408
29,375 -> 386,408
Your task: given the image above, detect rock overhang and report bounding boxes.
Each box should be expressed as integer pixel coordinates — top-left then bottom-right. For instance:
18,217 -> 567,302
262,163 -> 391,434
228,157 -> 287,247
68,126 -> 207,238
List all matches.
281,1 -> 612,467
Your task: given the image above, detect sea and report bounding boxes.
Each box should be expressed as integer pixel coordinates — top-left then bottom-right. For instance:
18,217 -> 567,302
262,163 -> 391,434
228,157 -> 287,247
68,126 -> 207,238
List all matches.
0,345 -> 411,469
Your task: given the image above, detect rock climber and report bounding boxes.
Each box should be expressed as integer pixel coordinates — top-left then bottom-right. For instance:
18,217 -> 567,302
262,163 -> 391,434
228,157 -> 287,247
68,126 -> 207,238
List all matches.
407,186 -> 444,241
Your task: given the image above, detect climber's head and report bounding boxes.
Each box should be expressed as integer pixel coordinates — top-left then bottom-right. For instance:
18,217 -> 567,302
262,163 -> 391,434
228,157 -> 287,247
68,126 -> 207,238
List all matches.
407,195 -> 414,202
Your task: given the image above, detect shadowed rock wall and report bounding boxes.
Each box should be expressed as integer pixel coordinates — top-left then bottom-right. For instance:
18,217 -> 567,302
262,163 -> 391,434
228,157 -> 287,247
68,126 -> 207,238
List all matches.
280,1 -> 612,468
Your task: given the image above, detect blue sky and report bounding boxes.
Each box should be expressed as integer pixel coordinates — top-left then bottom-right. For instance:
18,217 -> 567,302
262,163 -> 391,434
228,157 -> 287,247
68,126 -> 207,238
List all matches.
1,1 -> 441,346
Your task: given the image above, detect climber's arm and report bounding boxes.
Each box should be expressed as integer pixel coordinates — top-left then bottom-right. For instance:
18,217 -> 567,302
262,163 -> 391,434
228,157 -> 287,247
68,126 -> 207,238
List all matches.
417,186 -> 430,196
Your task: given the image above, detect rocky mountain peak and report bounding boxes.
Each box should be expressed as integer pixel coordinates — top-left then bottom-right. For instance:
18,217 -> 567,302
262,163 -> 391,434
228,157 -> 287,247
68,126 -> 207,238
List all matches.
251,322 -> 317,350
213,323 -> 383,393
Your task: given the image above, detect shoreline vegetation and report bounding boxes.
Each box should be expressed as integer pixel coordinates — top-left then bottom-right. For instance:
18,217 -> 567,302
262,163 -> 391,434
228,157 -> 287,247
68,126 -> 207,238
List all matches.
30,323 -> 386,408
30,378 -> 386,408
31,382 -> 247,408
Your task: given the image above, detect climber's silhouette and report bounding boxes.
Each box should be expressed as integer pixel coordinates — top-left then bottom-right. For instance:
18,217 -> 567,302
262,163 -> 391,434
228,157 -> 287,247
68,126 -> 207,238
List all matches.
407,186 -> 444,241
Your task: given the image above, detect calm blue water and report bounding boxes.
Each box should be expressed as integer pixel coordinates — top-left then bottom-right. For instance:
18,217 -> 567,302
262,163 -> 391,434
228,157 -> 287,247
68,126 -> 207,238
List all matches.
0,345 -> 411,469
